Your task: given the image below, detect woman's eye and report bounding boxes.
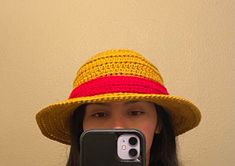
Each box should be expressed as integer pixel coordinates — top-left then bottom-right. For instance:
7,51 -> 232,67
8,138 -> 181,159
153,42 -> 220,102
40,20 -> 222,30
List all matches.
91,112 -> 108,118
128,111 -> 145,116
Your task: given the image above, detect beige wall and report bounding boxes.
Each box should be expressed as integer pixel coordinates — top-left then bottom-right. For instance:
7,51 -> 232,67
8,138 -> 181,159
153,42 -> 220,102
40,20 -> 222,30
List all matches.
1,0 -> 235,165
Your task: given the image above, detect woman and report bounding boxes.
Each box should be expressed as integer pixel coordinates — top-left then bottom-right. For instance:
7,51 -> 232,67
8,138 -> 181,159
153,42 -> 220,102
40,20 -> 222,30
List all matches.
36,49 -> 201,166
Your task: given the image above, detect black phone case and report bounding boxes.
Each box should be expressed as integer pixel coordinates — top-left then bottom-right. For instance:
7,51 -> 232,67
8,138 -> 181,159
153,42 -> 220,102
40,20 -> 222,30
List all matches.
80,129 -> 146,166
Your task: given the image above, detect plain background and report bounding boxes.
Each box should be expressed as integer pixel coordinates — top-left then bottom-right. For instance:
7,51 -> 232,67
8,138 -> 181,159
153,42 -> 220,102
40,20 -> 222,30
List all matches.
1,0 -> 234,165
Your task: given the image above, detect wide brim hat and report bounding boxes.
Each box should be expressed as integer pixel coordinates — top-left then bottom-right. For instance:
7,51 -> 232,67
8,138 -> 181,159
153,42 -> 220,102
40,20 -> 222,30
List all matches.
36,49 -> 201,145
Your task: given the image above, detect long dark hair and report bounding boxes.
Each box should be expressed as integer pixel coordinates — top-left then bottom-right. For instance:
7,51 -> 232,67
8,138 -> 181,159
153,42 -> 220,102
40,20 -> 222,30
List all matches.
66,104 -> 179,166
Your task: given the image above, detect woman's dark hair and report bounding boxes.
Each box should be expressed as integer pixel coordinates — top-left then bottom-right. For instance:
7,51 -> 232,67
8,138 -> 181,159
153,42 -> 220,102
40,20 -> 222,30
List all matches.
66,104 -> 179,166
66,104 -> 86,166
149,105 -> 179,166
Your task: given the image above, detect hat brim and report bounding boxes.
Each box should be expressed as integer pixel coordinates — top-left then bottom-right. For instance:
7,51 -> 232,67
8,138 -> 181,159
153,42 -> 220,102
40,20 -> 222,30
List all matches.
36,93 -> 201,145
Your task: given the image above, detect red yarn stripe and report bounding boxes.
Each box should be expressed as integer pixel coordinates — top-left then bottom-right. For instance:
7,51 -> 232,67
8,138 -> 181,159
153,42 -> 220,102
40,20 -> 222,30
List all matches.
69,76 -> 169,99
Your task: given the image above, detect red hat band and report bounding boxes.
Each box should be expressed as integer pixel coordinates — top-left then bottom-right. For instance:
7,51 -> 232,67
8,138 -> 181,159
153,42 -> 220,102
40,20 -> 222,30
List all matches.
69,75 -> 169,99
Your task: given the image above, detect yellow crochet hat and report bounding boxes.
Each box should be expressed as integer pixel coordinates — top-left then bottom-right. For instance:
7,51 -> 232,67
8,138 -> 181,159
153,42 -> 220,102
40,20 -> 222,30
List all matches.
36,49 -> 201,144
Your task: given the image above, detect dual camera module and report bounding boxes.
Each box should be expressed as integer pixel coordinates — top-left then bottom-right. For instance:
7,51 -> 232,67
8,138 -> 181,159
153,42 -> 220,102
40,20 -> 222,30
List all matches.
128,137 -> 138,157
117,134 -> 140,160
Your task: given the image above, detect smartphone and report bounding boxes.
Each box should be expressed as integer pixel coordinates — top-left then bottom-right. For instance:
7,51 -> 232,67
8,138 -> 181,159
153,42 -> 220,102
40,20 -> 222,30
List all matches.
80,129 -> 146,166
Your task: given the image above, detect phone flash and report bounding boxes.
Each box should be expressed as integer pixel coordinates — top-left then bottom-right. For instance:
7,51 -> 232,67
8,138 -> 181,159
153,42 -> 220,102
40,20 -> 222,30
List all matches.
122,145 -> 126,150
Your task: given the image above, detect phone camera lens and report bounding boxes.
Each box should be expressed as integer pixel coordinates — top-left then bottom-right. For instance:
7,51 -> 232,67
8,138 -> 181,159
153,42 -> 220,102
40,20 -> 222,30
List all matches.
129,137 -> 137,146
129,148 -> 138,157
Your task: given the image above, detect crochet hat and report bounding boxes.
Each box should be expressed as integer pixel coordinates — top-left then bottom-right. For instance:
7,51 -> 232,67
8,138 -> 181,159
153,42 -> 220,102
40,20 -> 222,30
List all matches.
36,49 -> 201,144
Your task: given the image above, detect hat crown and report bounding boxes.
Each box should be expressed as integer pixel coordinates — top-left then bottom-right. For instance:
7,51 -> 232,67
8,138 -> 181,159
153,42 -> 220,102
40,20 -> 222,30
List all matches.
73,49 -> 164,88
